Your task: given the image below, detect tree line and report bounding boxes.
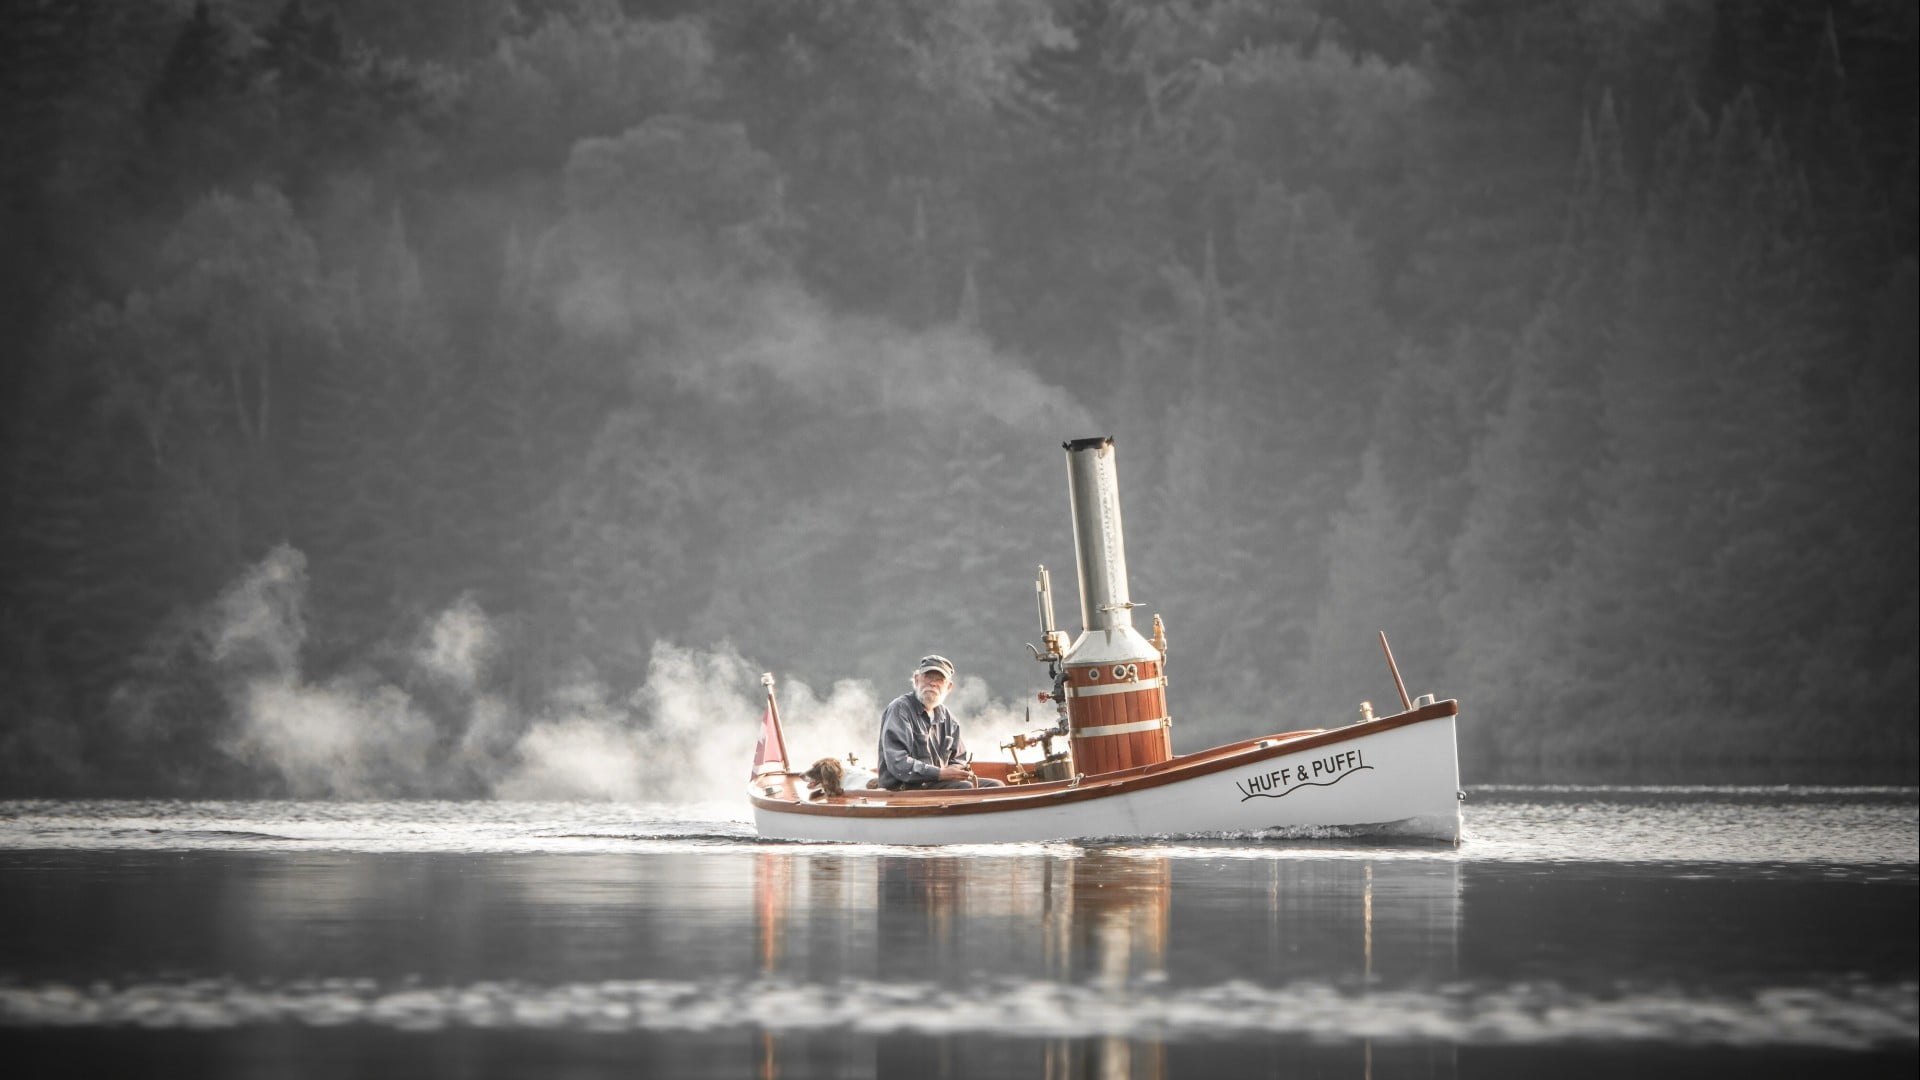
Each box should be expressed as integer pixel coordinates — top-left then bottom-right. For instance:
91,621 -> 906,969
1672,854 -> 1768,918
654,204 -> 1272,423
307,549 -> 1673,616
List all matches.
1,0 -> 1912,795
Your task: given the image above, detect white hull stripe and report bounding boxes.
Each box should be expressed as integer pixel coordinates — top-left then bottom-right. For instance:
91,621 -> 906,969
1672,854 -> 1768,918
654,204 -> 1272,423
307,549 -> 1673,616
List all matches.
1065,676 -> 1167,699
1074,716 -> 1170,738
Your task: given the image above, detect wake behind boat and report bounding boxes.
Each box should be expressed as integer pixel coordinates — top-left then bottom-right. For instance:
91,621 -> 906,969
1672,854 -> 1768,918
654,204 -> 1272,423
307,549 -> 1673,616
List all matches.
748,436 -> 1463,844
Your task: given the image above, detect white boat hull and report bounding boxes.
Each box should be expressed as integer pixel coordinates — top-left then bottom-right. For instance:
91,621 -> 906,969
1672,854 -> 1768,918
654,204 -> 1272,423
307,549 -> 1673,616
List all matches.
751,706 -> 1461,845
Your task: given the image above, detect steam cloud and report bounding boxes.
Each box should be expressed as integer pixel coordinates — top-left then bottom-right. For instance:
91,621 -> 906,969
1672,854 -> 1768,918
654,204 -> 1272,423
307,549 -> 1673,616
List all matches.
191,546 -> 1038,804
558,277 -> 1095,434
83,265 -> 1090,801
675,282 -> 1091,432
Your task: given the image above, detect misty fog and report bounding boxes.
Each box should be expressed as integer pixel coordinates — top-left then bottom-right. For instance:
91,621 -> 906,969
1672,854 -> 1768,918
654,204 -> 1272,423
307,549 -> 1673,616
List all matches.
1,0 -> 1913,797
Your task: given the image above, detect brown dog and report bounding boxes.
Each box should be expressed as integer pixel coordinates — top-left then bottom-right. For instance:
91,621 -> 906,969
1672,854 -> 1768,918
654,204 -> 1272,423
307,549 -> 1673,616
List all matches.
802,758 -> 845,797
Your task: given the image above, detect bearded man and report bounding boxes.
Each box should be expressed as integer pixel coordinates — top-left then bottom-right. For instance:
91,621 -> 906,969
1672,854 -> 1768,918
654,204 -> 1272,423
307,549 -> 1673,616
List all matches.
875,654 -> 1004,790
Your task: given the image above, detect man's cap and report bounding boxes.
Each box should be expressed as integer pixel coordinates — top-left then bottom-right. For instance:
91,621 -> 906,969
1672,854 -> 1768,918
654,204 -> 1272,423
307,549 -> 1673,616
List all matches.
915,654 -> 955,680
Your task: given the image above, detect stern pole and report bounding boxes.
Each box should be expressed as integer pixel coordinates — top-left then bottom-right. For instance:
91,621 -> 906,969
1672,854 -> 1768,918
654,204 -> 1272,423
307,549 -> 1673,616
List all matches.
758,671 -> 792,776
1377,632 -> 1412,713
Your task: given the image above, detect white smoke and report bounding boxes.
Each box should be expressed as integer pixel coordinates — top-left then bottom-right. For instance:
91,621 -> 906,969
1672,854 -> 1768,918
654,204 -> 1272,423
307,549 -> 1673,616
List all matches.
226,675 -> 438,798
198,551 -> 1048,802
414,595 -> 495,690
658,281 -> 1093,432
210,546 -> 440,796
209,544 -> 308,678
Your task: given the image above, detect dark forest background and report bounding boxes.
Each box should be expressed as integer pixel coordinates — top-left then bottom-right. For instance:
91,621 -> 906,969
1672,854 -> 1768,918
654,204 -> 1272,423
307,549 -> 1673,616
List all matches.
1,0 -> 1914,797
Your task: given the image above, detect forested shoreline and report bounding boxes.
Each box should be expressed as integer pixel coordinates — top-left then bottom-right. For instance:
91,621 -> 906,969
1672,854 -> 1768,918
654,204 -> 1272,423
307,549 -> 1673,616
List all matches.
2,0 -> 1913,796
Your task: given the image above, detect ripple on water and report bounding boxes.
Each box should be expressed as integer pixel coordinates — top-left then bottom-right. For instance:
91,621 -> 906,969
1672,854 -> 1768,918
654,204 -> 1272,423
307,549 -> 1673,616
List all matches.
0,975 -> 1913,1051
2,795 -> 1914,866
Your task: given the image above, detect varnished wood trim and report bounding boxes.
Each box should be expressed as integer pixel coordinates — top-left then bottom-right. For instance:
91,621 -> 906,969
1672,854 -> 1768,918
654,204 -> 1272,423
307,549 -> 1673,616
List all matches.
750,699 -> 1459,819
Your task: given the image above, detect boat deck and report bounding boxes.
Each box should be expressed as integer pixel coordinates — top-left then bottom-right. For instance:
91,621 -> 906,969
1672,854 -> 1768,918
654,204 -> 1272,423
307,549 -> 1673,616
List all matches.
750,698 -> 1458,814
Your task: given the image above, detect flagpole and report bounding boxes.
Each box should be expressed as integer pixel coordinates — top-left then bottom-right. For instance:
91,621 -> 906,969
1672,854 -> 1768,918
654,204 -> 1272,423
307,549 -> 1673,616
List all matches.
760,672 -> 791,770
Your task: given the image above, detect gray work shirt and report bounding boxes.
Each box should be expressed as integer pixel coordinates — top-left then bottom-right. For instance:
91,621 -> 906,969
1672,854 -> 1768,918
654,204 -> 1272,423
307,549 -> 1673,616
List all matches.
876,692 -> 969,789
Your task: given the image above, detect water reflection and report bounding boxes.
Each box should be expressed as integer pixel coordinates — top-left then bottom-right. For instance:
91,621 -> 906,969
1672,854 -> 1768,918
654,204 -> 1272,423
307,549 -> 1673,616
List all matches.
872,854 -> 1172,1080
749,851 -> 1461,1079
2,837 -> 1911,1078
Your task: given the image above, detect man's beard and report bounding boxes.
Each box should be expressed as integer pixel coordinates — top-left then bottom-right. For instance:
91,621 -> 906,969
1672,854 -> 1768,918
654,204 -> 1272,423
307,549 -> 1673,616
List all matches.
917,685 -> 947,709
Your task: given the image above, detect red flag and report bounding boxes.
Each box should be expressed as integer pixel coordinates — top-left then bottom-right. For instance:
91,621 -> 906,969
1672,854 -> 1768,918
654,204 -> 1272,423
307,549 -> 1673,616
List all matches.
750,700 -> 783,779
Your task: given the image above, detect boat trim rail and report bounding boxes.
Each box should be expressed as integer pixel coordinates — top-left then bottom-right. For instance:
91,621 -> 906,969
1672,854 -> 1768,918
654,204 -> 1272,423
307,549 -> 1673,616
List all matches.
751,698 -> 1458,819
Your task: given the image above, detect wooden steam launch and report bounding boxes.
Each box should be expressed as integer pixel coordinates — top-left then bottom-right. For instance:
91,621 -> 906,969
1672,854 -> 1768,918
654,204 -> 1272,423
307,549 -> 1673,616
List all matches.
748,437 -> 1463,844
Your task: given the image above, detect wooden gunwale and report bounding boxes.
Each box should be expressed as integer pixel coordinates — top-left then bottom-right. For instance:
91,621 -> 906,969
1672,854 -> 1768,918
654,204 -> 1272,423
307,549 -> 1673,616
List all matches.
750,698 -> 1458,819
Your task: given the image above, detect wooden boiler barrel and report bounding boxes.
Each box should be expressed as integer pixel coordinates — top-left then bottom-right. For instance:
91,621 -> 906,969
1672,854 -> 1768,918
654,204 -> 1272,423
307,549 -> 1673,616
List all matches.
1063,658 -> 1172,775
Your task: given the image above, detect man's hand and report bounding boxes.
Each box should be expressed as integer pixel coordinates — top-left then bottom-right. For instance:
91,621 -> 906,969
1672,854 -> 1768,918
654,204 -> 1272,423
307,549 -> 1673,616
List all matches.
938,763 -> 971,782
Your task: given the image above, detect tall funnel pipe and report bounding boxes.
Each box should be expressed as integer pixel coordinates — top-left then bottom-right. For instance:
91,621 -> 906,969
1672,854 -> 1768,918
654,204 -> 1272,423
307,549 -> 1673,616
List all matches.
1065,436 -> 1138,637
1060,437 -> 1172,774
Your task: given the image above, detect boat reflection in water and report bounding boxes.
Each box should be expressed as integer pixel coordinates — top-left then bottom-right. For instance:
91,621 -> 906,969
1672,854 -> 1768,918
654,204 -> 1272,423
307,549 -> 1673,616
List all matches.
2,800 -> 1907,1077
752,848 -> 1462,1079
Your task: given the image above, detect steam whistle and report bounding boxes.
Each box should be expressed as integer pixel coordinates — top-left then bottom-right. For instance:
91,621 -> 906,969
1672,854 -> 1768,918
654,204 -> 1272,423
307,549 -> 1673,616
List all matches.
1025,565 -> 1070,662
1020,564 -> 1074,734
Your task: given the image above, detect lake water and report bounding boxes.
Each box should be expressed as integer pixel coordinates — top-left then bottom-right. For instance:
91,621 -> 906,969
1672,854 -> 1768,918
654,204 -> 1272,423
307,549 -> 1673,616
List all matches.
1,788 -> 1914,1078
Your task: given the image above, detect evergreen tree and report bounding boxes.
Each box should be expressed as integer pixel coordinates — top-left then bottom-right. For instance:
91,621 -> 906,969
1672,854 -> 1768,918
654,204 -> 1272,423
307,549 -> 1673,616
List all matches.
1550,93 -> 1830,758
1442,94 -> 1634,758
1299,445 -> 1442,725
134,1 -> 266,210
463,2 -> 715,174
